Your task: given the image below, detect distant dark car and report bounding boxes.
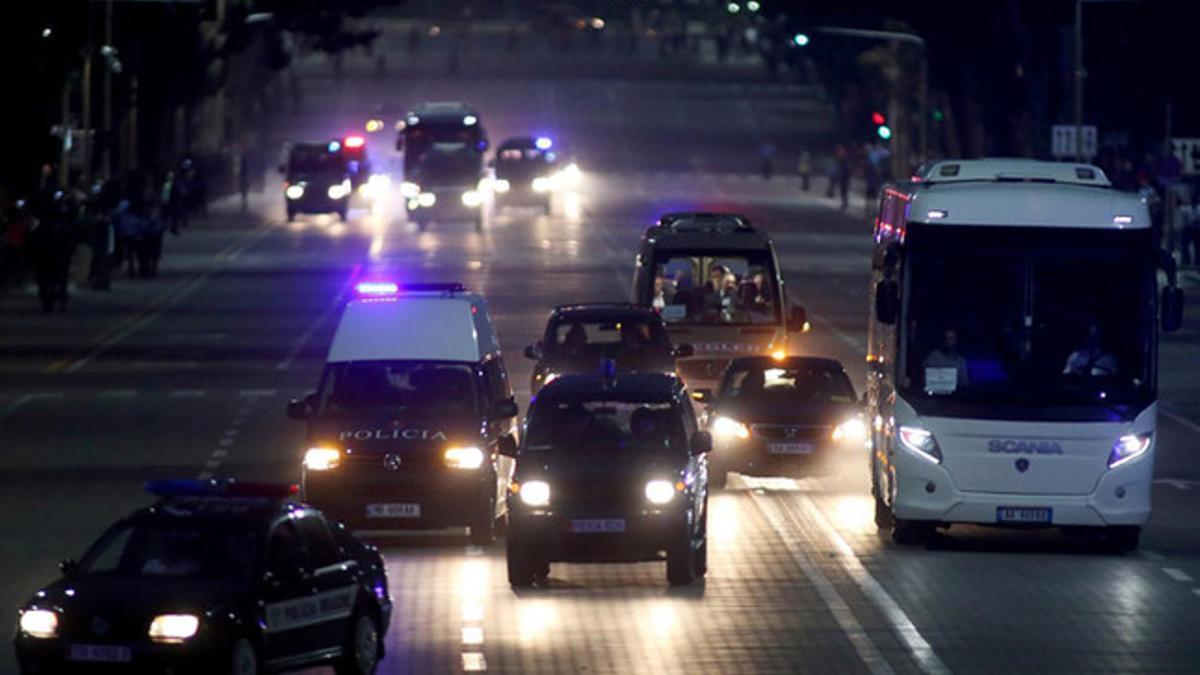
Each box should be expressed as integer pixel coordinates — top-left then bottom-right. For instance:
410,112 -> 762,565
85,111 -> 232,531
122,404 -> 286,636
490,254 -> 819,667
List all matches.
504,371 -> 711,587
491,136 -> 558,212
523,304 -> 693,395
13,480 -> 391,675
696,356 -> 866,485
282,141 -> 353,222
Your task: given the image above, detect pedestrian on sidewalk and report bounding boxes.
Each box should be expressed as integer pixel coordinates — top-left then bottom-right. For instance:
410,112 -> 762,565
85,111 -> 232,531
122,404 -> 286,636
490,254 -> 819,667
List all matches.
162,170 -> 179,235
113,199 -> 141,278
238,151 -> 250,212
760,142 -> 776,181
834,144 -> 851,210
138,204 -> 165,279
29,189 -> 76,312
797,149 -> 812,191
1183,193 -> 1200,267
3,198 -> 32,287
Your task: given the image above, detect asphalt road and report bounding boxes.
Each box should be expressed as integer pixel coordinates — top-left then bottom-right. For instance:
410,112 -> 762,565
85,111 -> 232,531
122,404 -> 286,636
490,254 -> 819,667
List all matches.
2,20 -> 1200,674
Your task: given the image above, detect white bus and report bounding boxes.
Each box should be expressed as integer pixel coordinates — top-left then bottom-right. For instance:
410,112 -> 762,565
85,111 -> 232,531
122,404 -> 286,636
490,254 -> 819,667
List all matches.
866,159 -> 1185,550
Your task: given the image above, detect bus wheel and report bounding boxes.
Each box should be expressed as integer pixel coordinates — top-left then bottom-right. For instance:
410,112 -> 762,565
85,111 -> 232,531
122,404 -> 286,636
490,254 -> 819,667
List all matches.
1106,526 -> 1140,553
873,492 -> 894,530
891,519 -> 932,546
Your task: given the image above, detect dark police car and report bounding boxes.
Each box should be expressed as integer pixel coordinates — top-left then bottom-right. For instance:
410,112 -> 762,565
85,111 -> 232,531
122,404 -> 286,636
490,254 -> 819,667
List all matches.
696,356 -> 866,486
504,369 -> 711,587
491,136 -> 558,213
523,303 -> 693,395
281,141 -> 354,222
13,480 -> 391,675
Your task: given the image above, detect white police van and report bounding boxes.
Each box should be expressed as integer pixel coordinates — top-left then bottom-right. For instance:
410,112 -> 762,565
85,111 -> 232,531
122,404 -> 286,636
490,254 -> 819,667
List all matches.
287,282 -> 519,545
866,159 -> 1185,550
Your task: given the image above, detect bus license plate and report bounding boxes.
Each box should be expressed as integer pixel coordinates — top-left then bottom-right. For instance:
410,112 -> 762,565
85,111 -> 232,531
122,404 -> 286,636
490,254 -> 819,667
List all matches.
570,519 -> 626,534
996,507 -> 1052,524
768,443 -> 814,455
69,644 -> 132,663
366,503 -> 420,519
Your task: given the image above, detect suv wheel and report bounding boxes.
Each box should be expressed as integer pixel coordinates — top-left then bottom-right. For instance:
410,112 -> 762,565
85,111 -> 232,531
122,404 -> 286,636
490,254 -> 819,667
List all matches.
469,504 -> 496,547
507,544 -> 537,588
229,637 -> 259,675
666,533 -> 697,586
334,613 -> 380,675
1106,526 -> 1141,553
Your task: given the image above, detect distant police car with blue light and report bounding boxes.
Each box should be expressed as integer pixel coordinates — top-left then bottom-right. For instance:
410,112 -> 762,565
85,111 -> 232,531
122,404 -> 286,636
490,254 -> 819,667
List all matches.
505,366 -> 711,587
13,479 -> 391,675
288,282 -> 520,545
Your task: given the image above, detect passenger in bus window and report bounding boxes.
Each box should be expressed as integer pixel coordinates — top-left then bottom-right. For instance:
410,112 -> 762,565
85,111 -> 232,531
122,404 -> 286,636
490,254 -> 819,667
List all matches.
1062,320 -> 1118,377
740,272 -> 772,315
923,328 -> 970,393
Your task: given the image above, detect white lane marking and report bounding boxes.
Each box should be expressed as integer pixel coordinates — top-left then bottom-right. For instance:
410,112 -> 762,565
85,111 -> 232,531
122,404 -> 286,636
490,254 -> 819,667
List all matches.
462,603 -> 484,622
167,390 -> 206,398
749,492 -> 895,675
212,449 -> 229,458
197,471 -> 213,480
1140,550 -> 1166,562
1154,478 -> 1196,491
97,389 -> 137,398
204,459 -> 222,469
219,437 -> 235,447
1162,568 -> 1194,583
1192,588 -> 1200,599
809,312 -> 867,352
461,626 -> 484,646
0,392 -> 64,420
1161,408 -> 1200,435
791,494 -> 951,675
238,389 -> 277,398
462,652 -> 487,672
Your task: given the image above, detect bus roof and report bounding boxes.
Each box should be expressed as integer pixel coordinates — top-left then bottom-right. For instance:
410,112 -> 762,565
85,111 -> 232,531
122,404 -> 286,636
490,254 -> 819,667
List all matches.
644,213 -> 774,252
917,158 -> 1111,187
907,181 -> 1150,230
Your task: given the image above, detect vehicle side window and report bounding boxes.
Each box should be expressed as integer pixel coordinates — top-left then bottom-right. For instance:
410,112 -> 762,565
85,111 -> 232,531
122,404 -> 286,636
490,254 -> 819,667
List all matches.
483,359 -> 511,404
679,402 -> 698,439
295,514 -> 341,569
268,520 -> 307,574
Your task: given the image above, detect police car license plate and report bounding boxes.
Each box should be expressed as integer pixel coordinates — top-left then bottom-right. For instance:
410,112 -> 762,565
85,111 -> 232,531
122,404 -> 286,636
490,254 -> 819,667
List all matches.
366,503 -> 420,519
768,442 -> 814,455
996,507 -> 1052,524
570,518 -> 626,533
69,644 -> 132,663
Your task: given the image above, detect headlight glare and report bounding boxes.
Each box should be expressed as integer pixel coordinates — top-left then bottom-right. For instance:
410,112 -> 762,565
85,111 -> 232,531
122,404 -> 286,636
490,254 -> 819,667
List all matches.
712,416 -> 750,440
461,190 -> 483,207
531,177 -> 552,193
518,480 -> 550,506
149,614 -> 200,643
445,446 -> 486,469
897,425 -> 942,464
832,417 -> 867,441
417,192 -> 437,207
19,609 -> 57,639
285,184 -> 305,200
1109,432 -> 1152,468
303,447 -> 341,471
400,181 -> 421,198
494,179 -> 510,193
644,480 -> 676,504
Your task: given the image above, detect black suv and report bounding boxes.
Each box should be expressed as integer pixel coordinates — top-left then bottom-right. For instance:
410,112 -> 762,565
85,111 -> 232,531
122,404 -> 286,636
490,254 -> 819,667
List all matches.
14,480 -> 391,675
504,371 -> 711,587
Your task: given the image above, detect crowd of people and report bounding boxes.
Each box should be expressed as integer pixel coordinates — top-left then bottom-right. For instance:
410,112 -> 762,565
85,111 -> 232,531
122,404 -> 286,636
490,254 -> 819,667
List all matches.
0,160 -> 208,313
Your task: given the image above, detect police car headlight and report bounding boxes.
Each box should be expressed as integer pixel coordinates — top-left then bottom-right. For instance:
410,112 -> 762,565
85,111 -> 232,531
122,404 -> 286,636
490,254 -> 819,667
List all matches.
531,177 -> 552,193
400,181 -> 421,198
518,480 -> 550,507
898,425 -> 942,464
285,184 -> 305,200
303,447 -> 341,471
493,179 -> 510,194
19,609 -> 57,639
832,418 -> 867,442
1109,432 -> 1152,469
327,180 -> 351,200
461,190 -> 483,207
417,192 -> 437,207
149,614 -> 199,643
712,416 -> 750,440
644,480 -> 678,505
445,446 -> 486,470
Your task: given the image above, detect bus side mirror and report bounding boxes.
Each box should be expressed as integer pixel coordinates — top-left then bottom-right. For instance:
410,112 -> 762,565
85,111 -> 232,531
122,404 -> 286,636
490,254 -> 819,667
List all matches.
491,398 -> 520,419
672,343 -> 694,358
287,393 -> 316,421
788,305 -> 809,332
1162,286 -> 1184,332
875,280 -> 899,325
498,435 -> 518,458
524,343 -> 543,360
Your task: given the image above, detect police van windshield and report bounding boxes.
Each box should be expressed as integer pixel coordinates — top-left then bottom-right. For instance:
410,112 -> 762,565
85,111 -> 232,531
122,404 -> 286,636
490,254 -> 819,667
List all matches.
288,147 -> 343,176
545,319 -> 671,357
406,124 -> 482,153
80,521 -> 261,582
723,363 -> 856,407
648,252 -> 780,325
525,401 -> 685,453
317,361 -> 479,416
901,226 -> 1154,413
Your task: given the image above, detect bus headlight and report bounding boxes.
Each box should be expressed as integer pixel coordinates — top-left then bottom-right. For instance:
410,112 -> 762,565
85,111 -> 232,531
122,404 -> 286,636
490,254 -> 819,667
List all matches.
897,425 -> 942,464
400,181 -> 421,198
493,179 -> 510,194
285,184 -> 305,200
303,447 -> 341,471
712,416 -> 750,440
149,614 -> 199,643
832,418 -> 867,442
445,446 -> 485,469
531,177 -> 552,193
1109,433 -> 1152,468
644,480 -> 678,504
19,609 -> 58,639
461,190 -> 483,207
518,480 -> 550,507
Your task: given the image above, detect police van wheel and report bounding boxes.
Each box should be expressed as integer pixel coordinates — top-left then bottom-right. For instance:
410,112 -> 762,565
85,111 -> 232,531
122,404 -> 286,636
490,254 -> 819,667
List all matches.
334,613 -> 380,675
891,519 -> 933,546
873,493 -> 894,530
666,535 -> 697,586
285,208 -> 296,222
507,546 -> 537,587
1106,526 -> 1141,553
229,637 -> 259,675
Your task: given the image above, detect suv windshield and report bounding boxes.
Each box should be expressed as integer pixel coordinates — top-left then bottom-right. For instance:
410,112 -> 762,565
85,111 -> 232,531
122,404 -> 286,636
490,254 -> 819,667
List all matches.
525,401 -> 685,453
81,520 -> 261,582
723,363 -> 856,406
546,318 -> 670,357
318,361 -> 479,416
648,251 -> 780,325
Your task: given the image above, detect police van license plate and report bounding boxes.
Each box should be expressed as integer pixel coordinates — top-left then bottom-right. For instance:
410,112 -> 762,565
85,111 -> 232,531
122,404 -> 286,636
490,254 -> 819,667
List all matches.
996,507 -> 1052,524
570,518 -> 626,533
768,442 -> 814,455
366,503 -> 420,519
69,644 -> 132,663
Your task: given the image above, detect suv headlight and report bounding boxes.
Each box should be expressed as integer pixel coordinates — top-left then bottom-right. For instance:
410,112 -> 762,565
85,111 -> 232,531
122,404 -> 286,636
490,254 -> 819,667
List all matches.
285,184 -> 305,200
461,190 -> 483,207
303,447 -> 341,471
832,417 -> 867,441
493,179 -> 510,193
400,181 -> 421,198
149,614 -> 199,643
712,416 -> 750,440
644,480 -> 678,504
897,425 -> 942,464
1109,433 -> 1152,468
445,446 -> 485,469
19,609 -> 58,639
518,480 -> 550,506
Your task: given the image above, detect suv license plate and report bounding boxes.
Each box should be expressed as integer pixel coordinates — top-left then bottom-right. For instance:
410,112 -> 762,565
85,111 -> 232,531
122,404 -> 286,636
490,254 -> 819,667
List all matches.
570,518 -> 626,533
768,442 -> 814,455
366,503 -> 420,519
996,507 -> 1052,524
69,645 -> 132,663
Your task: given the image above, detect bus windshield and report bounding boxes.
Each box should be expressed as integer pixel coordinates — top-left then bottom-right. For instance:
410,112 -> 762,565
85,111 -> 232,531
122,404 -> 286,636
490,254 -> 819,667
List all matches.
900,226 -> 1155,413
648,251 -> 780,326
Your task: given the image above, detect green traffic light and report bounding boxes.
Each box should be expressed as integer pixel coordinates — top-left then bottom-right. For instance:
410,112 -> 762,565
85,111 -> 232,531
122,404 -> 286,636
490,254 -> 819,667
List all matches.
793,33 -> 810,47
877,125 -> 892,140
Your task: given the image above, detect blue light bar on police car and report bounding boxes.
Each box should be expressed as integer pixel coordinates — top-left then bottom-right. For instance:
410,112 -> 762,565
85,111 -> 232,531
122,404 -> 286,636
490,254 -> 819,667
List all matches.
535,137 -> 553,151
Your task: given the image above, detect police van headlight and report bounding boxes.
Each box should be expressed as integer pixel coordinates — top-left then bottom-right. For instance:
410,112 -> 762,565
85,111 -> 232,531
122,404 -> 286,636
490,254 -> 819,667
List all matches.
897,426 -> 942,464
832,418 -> 867,442
149,614 -> 200,643
303,447 -> 341,471
327,180 -> 351,200
531,177 -> 552,193
1109,433 -> 1152,469
644,480 -> 679,505
445,446 -> 486,470
19,609 -> 58,639
461,190 -> 483,207
712,416 -> 750,440
400,181 -> 421,198
517,480 -> 550,507
285,184 -> 305,200
493,179 -> 510,194
417,192 -> 437,208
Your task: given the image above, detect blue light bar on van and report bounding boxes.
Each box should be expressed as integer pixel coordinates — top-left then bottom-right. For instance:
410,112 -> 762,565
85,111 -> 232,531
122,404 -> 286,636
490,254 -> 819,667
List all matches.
353,281 -> 467,297
535,136 -> 553,150
355,281 -> 400,296
145,479 -> 299,499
